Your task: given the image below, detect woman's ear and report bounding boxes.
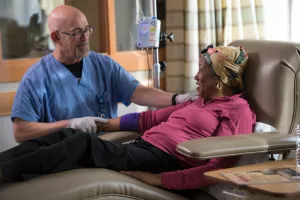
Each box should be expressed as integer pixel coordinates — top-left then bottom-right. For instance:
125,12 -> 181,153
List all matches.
214,76 -> 222,86
216,82 -> 221,90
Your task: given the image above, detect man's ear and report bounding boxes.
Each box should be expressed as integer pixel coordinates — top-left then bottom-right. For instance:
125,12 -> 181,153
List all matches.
50,31 -> 59,44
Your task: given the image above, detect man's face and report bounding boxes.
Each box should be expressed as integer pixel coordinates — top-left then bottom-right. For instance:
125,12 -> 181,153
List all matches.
58,17 -> 91,59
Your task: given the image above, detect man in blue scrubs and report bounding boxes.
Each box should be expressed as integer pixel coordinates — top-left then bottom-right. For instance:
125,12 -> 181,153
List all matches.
11,5 -> 197,143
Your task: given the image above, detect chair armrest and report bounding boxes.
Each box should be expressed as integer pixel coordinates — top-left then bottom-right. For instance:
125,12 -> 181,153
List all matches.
99,131 -> 142,143
176,132 -> 296,160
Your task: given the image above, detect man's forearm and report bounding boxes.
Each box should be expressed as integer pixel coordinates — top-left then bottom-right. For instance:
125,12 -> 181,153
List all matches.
131,85 -> 174,108
13,118 -> 69,143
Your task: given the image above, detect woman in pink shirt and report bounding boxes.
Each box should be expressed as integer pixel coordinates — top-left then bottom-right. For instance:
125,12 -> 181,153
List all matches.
0,45 -> 256,190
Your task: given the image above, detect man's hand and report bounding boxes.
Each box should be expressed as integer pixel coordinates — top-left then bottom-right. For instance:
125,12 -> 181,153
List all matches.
67,117 -> 108,133
121,171 -> 162,187
175,93 -> 199,104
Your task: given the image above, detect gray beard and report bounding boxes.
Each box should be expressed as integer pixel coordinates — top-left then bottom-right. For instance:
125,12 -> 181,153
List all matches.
75,45 -> 90,58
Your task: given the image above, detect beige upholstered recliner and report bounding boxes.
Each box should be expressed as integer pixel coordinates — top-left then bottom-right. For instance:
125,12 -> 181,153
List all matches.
177,39 -> 299,160
0,40 -> 299,200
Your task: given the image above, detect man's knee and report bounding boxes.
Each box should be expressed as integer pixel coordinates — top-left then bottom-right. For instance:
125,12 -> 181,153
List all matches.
74,132 -> 92,142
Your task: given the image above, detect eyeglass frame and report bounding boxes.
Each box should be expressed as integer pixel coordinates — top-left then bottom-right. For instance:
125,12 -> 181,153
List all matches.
57,25 -> 94,40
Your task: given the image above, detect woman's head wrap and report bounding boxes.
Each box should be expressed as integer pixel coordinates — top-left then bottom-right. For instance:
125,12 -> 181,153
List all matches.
201,44 -> 249,91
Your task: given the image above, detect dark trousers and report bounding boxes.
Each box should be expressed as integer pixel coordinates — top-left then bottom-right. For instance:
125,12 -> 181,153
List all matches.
0,129 -> 182,183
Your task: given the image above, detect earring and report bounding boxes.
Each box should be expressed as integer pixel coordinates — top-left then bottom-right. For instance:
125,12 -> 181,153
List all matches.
217,83 -> 221,89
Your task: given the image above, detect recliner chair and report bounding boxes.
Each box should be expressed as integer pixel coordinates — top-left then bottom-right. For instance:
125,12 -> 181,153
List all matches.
0,39 -> 299,200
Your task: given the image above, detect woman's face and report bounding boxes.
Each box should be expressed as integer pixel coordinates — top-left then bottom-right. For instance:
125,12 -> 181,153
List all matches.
194,55 -> 219,100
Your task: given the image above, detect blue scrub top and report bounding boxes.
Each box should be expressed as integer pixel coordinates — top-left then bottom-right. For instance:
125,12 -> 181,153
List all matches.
11,51 -> 140,122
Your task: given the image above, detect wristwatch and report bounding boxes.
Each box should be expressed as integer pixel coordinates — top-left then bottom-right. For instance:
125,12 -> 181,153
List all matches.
172,94 -> 179,105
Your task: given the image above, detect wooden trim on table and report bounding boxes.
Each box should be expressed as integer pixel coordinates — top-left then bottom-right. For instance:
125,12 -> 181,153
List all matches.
0,32 -> 2,61
0,58 -> 40,83
0,51 -> 150,83
0,91 -> 15,116
107,0 -> 117,55
1,58 -> 41,68
111,51 -> 151,71
98,0 -> 108,52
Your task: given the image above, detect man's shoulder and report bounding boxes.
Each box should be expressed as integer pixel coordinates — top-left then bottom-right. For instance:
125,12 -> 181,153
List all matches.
20,54 -> 52,86
25,53 -> 52,75
87,51 -> 122,72
88,51 -> 114,63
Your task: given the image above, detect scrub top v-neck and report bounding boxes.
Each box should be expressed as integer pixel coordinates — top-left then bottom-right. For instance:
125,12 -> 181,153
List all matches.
63,59 -> 83,83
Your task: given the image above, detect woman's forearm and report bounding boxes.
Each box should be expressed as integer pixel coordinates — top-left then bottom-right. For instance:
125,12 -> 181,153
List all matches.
100,117 -> 121,132
100,113 -> 141,132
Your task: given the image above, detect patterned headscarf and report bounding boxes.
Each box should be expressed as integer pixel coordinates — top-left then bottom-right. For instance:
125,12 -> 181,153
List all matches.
201,44 -> 249,91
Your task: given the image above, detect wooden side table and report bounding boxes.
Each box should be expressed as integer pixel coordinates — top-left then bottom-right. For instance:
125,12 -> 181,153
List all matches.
204,159 -> 300,200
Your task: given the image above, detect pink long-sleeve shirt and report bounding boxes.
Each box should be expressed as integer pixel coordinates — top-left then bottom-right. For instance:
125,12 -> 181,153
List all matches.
139,93 -> 256,190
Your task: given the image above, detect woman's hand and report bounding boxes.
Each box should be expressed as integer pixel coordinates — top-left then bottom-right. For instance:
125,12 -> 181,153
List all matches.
121,171 -> 162,187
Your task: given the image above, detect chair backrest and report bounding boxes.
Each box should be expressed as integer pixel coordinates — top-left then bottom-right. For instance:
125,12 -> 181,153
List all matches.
229,40 -> 300,134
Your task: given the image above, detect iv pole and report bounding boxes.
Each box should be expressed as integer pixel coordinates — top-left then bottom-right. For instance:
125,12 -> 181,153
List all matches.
150,0 -> 174,90
151,0 -> 160,89
145,0 -> 174,110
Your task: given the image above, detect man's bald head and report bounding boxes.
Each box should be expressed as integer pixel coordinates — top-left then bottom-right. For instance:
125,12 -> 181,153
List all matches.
48,5 -> 91,63
48,5 -> 87,32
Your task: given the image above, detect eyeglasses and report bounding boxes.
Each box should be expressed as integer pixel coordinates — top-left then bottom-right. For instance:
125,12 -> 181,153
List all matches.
59,25 -> 94,40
